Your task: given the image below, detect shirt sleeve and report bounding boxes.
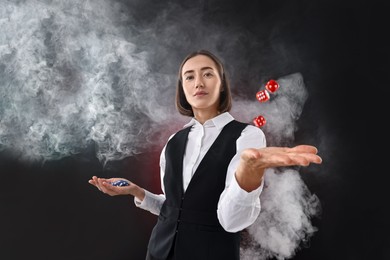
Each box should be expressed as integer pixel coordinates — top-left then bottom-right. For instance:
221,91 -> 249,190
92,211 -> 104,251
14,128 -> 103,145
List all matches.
217,125 -> 266,232
134,190 -> 165,216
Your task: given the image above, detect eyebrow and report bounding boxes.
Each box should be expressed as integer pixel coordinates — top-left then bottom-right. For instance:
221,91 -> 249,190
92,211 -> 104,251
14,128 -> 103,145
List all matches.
183,66 -> 214,75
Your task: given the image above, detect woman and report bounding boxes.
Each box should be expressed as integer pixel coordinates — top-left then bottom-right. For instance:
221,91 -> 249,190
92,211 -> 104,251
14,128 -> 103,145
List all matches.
88,50 -> 322,260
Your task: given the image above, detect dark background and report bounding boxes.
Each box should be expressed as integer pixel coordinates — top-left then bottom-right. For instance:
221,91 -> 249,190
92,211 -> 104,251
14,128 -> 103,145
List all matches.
1,0 -> 387,259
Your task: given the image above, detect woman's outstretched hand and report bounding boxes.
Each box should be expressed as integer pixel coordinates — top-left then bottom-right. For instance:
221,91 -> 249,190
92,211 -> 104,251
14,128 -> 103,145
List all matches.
241,145 -> 322,168
88,176 -> 145,201
236,145 -> 322,192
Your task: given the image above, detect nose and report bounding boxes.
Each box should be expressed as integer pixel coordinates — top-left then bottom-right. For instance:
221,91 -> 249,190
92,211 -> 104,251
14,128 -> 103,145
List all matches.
195,75 -> 204,88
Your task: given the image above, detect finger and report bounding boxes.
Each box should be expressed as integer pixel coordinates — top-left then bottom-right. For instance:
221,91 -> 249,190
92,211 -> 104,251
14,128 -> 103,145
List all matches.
88,177 -> 102,191
98,179 -> 117,191
241,148 -> 261,161
285,153 -> 322,166
96,177 -> 109,191
97,178 -> 108,192
88,179 -> 97,186
293,152 -> 322,164
306,153 -> 322,164
290,145 -> 318,154
100,181 -> 120,195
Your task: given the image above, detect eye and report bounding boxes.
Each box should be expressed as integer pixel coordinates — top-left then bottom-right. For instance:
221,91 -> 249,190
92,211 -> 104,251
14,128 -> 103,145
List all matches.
184,75 -> 194,81
203,72 -> 214,78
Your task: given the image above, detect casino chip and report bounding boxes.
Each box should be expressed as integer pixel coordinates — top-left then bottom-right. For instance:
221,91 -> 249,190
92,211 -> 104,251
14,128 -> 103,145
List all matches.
111,180 -> 130,187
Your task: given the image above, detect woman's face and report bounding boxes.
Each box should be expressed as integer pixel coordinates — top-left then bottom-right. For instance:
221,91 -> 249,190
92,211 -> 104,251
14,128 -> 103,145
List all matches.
181,54 -> 222,114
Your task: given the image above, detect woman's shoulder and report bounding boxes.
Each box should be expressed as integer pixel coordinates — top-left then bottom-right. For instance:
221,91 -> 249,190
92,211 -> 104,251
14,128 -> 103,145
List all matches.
241,123 -> 266,138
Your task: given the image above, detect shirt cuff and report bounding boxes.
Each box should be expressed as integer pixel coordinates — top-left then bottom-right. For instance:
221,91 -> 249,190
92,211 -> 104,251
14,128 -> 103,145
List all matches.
228,175 -> 264,206
134,189 -> 152,209
133,189 -> 165,216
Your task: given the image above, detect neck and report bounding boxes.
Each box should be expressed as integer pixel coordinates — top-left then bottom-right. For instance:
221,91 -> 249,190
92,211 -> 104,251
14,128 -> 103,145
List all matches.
193,109 -> 220,124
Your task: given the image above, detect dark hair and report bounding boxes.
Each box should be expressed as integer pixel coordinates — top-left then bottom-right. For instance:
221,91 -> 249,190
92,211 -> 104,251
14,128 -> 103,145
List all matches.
175,50 -> 232,117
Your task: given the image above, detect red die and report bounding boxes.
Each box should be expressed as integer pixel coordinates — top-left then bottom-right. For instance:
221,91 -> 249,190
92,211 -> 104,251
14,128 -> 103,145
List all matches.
253,115 -> 266,127
265,79 -> 279,93
256,89 -> 270,102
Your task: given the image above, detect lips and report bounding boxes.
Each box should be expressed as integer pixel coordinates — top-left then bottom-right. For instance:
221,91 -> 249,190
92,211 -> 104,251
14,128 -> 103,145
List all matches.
194,91 -> 208,96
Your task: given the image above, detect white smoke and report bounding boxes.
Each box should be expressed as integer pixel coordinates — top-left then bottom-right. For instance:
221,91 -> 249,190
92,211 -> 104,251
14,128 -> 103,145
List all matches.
240,168 -> 321,260
0,0 -> 180,163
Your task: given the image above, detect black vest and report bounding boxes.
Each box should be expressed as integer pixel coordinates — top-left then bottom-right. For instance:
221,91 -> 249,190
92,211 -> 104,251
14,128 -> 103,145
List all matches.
147,120 -> 248,260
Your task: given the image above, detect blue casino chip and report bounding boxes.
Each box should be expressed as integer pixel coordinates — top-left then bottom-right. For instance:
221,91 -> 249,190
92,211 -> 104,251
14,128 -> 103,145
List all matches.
111,180 -> 130,186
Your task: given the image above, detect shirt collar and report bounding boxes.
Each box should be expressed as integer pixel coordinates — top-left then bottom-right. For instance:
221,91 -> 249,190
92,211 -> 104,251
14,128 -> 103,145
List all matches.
183,112 -> 234,130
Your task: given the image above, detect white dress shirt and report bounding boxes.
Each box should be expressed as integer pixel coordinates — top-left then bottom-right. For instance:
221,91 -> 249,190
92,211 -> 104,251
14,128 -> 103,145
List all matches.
135,112 -> 266,232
